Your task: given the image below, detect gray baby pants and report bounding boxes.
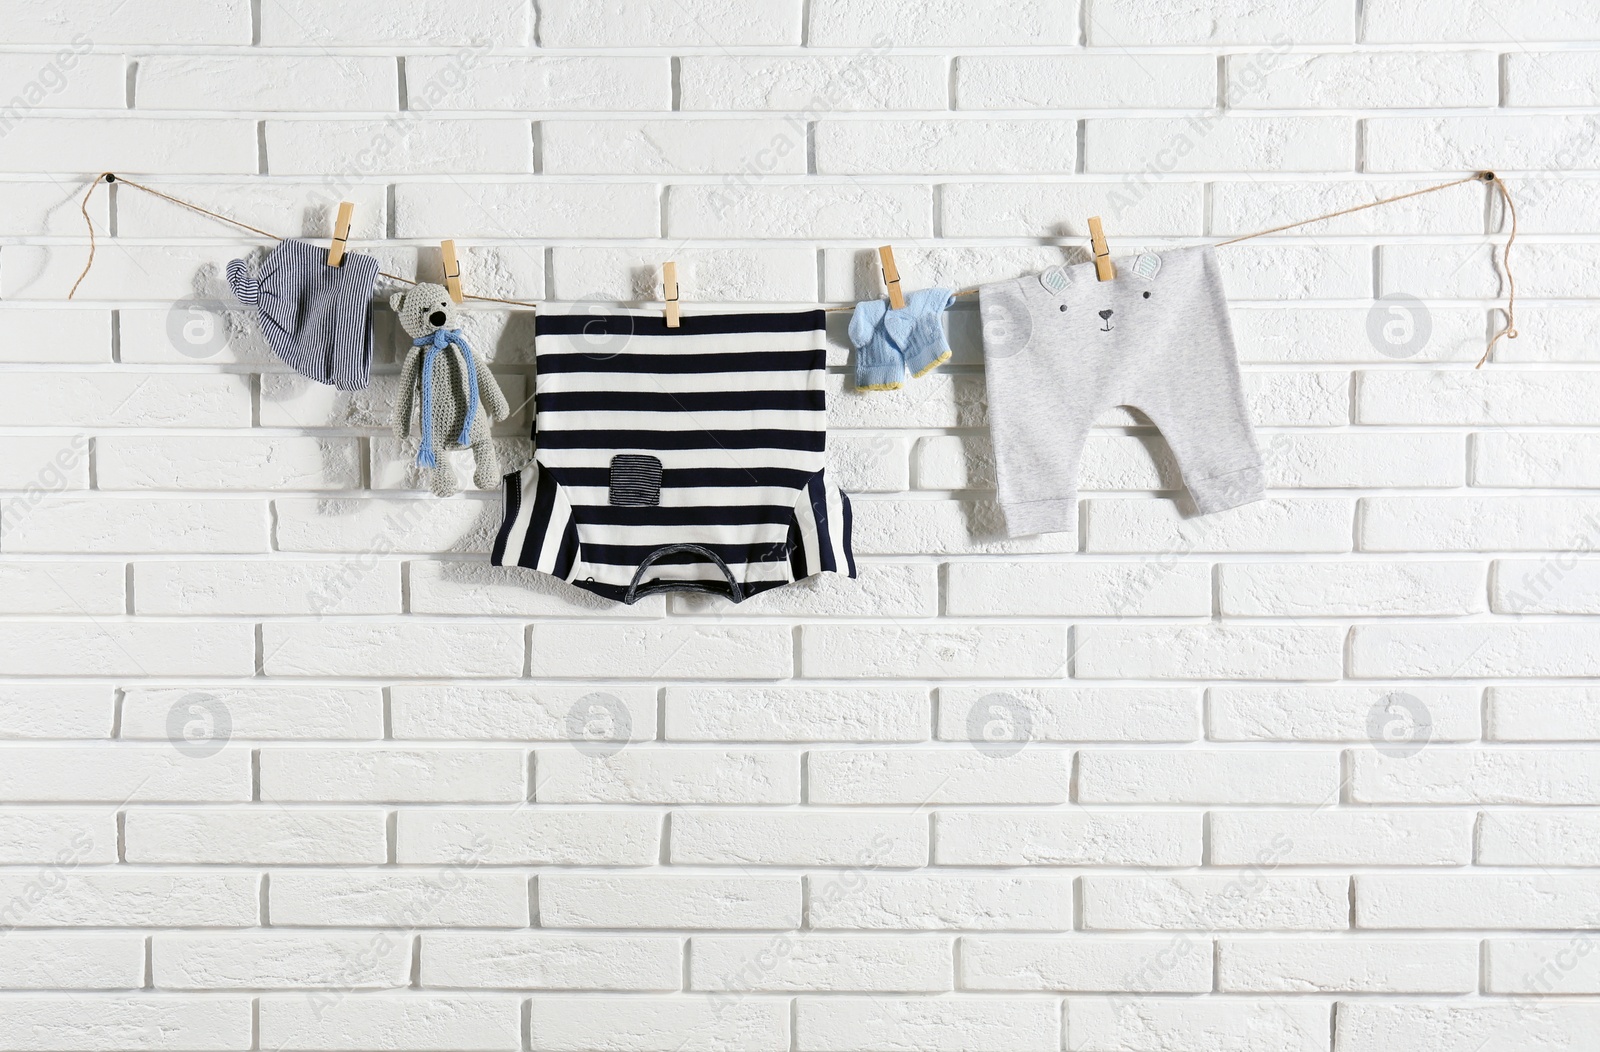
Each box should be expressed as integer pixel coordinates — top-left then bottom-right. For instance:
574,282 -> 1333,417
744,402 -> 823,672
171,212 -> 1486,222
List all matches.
978,244 -> 1264,538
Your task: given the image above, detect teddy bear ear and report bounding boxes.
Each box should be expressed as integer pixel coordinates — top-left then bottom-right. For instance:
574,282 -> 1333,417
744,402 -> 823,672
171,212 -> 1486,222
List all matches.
1131,253 -> 1162,281
388,291 -> 405,314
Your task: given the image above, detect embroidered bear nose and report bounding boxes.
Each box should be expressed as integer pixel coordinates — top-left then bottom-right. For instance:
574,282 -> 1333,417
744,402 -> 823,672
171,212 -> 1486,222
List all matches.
1098,309 -> 1114,320
429,310 -> 447,326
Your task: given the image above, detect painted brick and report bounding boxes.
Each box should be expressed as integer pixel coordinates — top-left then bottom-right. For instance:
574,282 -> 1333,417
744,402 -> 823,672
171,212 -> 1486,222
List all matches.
1083,498 -> 1355,553
808,748 -> 1071,805
538,875 -> 801,930
0,997 -> 252,1051
1065,999 -> 1328,1052
1337,1003 -> 1600,1051
667,183 -> 931,239
1210,810 -> 1474,866
394,180 -> 660,239
1091,0 -> 1351,43
1218,560 -> 1485,616
0,933 -> 143,988
541,0 -> 799,45
811,0 -> 1077,46
1488,686 -> 1600,741
682,55 -> 947,111
0,118 -> 256,173
258,993 -> 521,1051
1474,433 -> 1600,488
797,995 -> 1058,1051
1082,875 -> 1349,930
1229,305 -> 1486,363
0,809 -> 115,864
1351,748 -> 1600,804
958,55 -> 1216,109
0,872 -> 259,927
1364,1 -> 1600,43
806,875 -> 1073,931
154,931 -> 411,989
1350,622 -> 1600,677
1355,874 -> 1600,929
0,686 -> 113,739
125,808 -> 386,865
531,997 -> 786,1052
1506,51 -> 1600,106
120,686 -> 383,741
1207,684 -> 1480,742
265,119 -> 533,175
1228,51 -> 1495,108
1368,116 -> 1600,172
397,808 -> 658,866
800,624 -> 1068,678
0,623 -> 255,677
945,561 -> 1211,617
942,181 -> 1203,238
407,54 -> 668,110
1084,117 -> 1355,173
134,559 -> 399,616
1219,937 -> 1478,992
1360,496 -> 1600,551
1074,625 -> 1346,680
0,562 -> 123,615
1078,749 -> 1340,804
816,119 -> 1080,175
531,623 -> 791,679
390,683 -> 655,741
261,623 -> 526,678
1487,937 -> 1600,992
934,810 -> 1200,867
691,935 -> 951,992
137,54 -> 398,110
935,686 -> 1201,743
961,935 -> 1212,992
1494,557 -> 1600,613
543,119 -> 805,175
663,686 -> 930,742
99,437 -> 362,491
270,871 -> 530,927
535,748 -> 800,805
260,747 -> 527,803
671,810 -> 928,867
1477,811 -> 1600,868
421,932 -> 680,990
4,0 -> 248,42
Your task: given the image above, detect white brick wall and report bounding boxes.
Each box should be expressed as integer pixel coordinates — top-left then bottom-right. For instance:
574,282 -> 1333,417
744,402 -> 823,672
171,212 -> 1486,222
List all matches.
1,0 -> 1597,1048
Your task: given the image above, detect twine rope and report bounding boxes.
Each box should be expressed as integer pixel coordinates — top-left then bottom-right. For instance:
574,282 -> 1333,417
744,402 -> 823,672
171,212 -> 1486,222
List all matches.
69,172 -> 542,308
69,170 -> 1517,364
933,171 -> 1517,366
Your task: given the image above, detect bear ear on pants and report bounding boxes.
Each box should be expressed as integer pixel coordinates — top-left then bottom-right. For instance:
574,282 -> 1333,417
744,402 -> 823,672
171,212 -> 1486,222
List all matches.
389,291 -> 406,314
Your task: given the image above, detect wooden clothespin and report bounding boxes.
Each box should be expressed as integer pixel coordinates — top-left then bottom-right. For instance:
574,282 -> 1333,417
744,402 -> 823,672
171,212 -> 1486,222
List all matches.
1088,216 -> 1115,282
326,201 -> 354,267
440,239 -> 463,303
878,245 -> 905,309
663,261 -> 680,328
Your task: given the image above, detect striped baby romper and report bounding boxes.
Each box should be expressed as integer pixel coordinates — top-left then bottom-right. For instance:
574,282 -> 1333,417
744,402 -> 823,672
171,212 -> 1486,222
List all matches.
492,308 -> 856,604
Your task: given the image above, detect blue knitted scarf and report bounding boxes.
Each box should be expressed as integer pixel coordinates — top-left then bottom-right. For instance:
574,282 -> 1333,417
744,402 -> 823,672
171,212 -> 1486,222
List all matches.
414,328 -> 479,469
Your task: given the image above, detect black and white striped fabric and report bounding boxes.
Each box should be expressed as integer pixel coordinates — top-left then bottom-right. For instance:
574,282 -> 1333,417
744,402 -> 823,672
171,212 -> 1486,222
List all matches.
492,308 -> 856,604
226,237 -> 378,391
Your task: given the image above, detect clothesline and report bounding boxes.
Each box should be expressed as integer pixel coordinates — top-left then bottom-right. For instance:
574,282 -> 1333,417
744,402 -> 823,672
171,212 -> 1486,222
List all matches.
69,169 -> 1518,368
70,172 -> 543,309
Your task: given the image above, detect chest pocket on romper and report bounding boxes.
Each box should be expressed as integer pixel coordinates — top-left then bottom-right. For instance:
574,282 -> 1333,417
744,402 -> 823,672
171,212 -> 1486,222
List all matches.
609,454 -> 664,507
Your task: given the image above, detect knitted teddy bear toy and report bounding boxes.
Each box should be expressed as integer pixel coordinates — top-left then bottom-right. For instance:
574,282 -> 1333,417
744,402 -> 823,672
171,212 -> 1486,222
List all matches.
390,283 -> 511,497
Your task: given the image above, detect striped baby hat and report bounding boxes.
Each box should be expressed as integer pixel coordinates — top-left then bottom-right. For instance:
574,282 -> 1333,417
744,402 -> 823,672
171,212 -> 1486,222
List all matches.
227,238 -> 379,391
